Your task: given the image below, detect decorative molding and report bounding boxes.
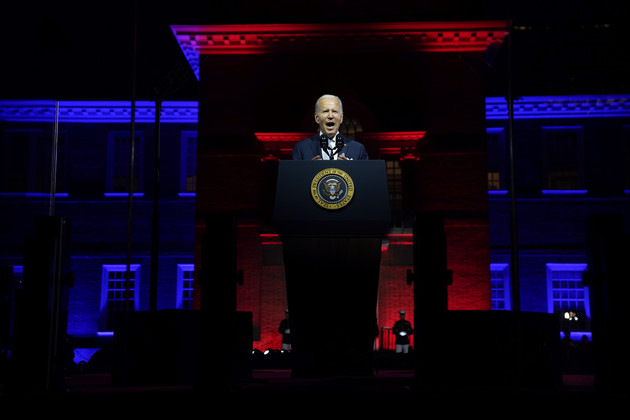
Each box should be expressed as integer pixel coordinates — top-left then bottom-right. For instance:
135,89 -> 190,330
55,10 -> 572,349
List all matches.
3,96 -> 629,124
254,132 -> 311,143
357,131 -> 425,142
171,21 -> 508,79
486,95 -> 630,120
254,131 -> 424,159
0,100 -> 198,123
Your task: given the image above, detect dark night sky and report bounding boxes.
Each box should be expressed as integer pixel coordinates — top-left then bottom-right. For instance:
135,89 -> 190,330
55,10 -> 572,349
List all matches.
1,0 -> 209,100
1,1 -> 628,101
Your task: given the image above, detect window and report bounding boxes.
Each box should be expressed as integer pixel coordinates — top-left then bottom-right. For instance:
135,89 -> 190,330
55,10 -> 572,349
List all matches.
6,265 -> 23,293
385,159 -> 404,225
542,127 -> 584,190
490,263 -> 511,310
487,172 -> 501,191
176,264 -> 195,309
179,131 -> 197,195
100,264 -> 140,332
386,159 -> 402,207
340,114 -> 363,140
487,128 -> 507,191
0,129 -> 67,193
623,125 -> 630,191
106,131 -> 143,194
546,263 -> 590,318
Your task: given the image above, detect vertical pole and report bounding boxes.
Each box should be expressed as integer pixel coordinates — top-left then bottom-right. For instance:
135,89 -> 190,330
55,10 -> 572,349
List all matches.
49,100 -> 59,217
505,17 -> 520,312
125,0 -> 138,313
149,101 -> 162,312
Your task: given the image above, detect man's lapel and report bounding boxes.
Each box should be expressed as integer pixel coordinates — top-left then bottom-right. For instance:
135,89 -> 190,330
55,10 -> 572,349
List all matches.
310,135 -> 321,157
340,143 -> 349,158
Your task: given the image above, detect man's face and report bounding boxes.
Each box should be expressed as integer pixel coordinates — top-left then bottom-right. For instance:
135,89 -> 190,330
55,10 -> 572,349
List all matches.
315,97 -> 343,138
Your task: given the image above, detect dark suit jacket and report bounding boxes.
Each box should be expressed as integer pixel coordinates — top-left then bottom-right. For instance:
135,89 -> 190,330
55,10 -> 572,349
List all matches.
292,134 -> 369,160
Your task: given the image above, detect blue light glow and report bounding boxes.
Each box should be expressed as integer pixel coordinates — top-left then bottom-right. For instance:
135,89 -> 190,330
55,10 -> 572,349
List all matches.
1,95 -> 629,124
0,100 -> 199,123
486,95 -> 630,120
104,193 -> 145,197
561,331 -> 592,342
73,348 -> 100,364
0,192 -> 69,197
541,190 -> 588,195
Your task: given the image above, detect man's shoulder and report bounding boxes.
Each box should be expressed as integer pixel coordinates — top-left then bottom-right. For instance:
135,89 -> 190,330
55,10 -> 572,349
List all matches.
297,133 -> 318,144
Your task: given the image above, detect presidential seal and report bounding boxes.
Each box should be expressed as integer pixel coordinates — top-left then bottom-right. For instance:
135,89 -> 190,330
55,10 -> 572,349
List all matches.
311,168 -> 355,210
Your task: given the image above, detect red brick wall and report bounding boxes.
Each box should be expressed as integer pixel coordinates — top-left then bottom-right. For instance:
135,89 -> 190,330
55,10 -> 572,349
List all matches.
445,221 -> 491,310
236,237 -> 417,352
377,259 -> 415,350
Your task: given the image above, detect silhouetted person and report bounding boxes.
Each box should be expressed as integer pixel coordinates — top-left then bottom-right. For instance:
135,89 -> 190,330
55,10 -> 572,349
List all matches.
561,330 -> 577,373
278,309 -> 291,351
392,310 -> 414,353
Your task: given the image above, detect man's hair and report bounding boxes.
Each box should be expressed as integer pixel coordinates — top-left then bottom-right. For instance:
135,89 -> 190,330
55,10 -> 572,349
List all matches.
315,94 -> 343,114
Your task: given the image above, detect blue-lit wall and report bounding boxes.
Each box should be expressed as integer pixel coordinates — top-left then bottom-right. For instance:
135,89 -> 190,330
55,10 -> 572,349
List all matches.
0,104 -> 198,348
486,95 -> 630,318
1,96 -> 629,348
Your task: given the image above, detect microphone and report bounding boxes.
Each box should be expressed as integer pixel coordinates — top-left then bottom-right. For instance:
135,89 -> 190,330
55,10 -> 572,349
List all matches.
320,133 -> 332,158
320,133 -> 328,149
334,133 -> 345,154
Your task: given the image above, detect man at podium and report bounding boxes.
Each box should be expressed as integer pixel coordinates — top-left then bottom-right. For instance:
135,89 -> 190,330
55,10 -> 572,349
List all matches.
278,96 -> 384,376
292,94 -> 369,161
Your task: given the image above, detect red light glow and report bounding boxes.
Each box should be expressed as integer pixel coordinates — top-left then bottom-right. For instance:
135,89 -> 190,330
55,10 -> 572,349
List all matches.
172,21 -> 507,55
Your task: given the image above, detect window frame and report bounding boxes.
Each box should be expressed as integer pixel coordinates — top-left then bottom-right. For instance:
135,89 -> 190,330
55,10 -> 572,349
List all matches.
546,262 -> 590,319
490,263 -> 511,310
105,130 -> 144,195
179,130 -> 197,195
487,127 -> 507,191
176,263 -> 195,309
541,126 -> 585,191
99,264 -> 141,333
0,128 -> 68,194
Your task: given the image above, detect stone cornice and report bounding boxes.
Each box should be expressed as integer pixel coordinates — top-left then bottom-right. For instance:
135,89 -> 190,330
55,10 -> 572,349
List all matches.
254,131 -> 424,159
171,21 -> 508,79
254,131 -> 425,143
486,95 -> 630,120
3,96 -> 629,123
0,100 -> 198,123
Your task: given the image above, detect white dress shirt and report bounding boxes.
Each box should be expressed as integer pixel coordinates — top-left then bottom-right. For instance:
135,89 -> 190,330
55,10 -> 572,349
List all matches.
320,131 -> 339,160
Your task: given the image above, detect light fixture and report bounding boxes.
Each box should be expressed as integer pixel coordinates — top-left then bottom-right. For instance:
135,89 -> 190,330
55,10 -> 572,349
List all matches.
564,311 -> 579,321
